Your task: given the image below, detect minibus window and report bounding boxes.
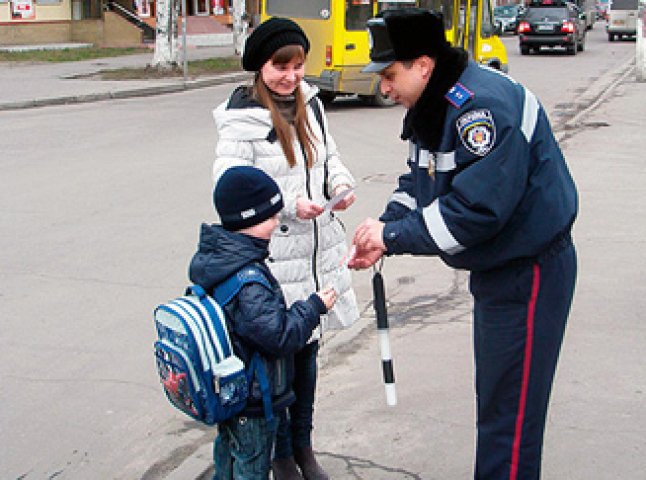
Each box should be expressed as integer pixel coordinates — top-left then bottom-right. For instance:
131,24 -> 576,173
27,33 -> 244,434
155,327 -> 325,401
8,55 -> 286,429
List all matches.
347,0 -> 375,30
610,0 -> 637,10
266,0 -> 331,19
416,0 -> 454,29
480,0 -> 494,38
378,0 -> 417,11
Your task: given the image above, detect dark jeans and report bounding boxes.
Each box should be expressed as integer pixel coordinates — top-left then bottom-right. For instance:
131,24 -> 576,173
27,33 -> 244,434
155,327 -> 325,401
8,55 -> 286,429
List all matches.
213,415 -> 279,480
274,340 -> 319,459
470,240 -> 576,480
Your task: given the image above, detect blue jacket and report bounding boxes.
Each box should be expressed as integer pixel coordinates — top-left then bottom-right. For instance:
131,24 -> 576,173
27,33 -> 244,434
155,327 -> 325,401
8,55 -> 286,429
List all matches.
188,224 -> 326,417
382,60 -> 577,272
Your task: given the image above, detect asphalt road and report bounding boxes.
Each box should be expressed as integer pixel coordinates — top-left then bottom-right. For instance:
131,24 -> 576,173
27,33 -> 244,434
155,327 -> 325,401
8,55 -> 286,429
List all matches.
1,23 -> 644,479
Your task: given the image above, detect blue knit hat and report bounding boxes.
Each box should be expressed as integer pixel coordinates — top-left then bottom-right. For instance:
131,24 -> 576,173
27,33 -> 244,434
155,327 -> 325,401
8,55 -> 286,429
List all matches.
214,166 -> 284,231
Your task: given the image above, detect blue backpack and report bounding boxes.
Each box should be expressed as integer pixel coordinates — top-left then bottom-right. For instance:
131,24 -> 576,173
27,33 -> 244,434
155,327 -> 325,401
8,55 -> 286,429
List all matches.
153,265 -> 274,425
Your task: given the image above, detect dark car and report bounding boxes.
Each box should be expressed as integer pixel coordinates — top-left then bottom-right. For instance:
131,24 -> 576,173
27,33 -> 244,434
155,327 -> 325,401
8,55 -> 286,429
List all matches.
517,2 -> 587,55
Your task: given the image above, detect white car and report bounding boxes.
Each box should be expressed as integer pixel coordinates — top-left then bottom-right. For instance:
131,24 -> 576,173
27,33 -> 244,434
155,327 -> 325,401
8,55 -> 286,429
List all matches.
606,0 -> 638,41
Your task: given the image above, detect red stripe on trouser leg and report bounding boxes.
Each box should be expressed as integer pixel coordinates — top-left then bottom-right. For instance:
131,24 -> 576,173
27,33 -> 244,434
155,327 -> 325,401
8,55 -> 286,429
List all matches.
509,264 -> 541,480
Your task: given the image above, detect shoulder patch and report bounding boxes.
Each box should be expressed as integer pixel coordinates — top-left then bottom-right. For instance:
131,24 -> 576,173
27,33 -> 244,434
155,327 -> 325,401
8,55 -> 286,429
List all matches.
456,109 -> 496,156
445,82 -> 474,108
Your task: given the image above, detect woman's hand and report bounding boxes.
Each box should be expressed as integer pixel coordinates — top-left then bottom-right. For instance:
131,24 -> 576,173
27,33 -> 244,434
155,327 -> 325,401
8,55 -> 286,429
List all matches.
296,197 -> 324,220
331,185 -> 356,211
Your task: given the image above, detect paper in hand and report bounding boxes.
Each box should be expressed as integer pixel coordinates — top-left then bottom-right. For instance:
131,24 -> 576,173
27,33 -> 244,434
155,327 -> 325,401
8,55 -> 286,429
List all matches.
340,245 -> 357,269
324,187 -> 354,212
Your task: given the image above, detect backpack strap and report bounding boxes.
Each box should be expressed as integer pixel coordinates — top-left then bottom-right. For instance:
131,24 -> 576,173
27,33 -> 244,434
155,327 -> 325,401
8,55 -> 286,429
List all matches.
247,352 -> 274,423
212,264 -> 271,306
309,96 -> 326,147
309,97 -> 331,201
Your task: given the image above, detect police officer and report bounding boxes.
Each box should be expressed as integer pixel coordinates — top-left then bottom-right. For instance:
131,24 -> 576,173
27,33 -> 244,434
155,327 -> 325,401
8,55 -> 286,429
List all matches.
349,8 -> 578,480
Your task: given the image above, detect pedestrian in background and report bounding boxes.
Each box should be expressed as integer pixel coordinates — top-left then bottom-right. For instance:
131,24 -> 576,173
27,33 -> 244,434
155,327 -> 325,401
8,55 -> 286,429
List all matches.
212,17 -> 360,480
350,8 -> 577,480
189,166 -> 336,480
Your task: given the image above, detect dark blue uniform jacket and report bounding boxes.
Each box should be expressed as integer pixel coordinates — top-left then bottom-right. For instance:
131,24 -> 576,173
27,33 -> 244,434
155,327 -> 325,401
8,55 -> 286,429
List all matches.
189,224 -> 326,417
382,61 -> 578,271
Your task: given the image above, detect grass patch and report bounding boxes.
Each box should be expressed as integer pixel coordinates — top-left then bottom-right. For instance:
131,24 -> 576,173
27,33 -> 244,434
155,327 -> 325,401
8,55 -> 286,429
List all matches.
0,47 -> 151,63
98,56 -> 242,80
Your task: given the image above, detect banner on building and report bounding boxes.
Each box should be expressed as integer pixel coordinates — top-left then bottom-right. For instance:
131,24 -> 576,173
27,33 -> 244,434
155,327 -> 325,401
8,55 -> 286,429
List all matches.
11,0 -> 35,19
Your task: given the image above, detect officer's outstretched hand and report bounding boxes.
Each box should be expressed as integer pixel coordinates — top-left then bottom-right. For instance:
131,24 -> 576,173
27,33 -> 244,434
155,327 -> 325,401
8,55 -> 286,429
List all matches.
348,218 -> 386,270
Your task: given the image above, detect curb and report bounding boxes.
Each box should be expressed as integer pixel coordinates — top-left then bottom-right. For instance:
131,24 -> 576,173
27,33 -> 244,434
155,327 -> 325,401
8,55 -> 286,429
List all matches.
0,71 -> 251,112
554,55 -> 635,141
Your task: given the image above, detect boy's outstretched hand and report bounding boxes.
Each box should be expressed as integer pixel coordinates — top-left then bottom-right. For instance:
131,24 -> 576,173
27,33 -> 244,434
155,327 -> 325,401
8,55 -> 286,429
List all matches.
317,286 -> 337,311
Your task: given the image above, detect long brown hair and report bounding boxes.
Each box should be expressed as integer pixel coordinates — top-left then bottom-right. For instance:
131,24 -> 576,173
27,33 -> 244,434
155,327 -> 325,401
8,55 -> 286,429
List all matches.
253,44 -> 317,168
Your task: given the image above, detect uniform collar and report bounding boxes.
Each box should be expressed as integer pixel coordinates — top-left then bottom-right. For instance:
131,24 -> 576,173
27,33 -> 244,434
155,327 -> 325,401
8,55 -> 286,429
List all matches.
401,48 -> 469,150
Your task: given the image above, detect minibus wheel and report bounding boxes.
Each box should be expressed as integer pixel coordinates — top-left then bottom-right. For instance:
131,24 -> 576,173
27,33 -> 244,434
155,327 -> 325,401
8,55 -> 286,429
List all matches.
318,91 -> 336,105
361,79 -> 395,107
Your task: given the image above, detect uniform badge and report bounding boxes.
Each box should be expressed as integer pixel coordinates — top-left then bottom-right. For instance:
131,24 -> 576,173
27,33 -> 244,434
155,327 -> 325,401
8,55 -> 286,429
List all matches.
445,82 -> 473,108
456,109 -> 496,156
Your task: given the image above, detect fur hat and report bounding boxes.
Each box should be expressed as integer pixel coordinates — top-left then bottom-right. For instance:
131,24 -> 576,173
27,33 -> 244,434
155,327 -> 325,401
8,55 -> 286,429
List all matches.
241,17 -> 310,71
214,166 -> 284,231
363,8 -> 450,73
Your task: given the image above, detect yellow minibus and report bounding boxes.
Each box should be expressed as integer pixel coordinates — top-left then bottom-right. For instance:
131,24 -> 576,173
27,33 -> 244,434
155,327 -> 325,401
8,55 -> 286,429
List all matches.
260,0 -> 508,105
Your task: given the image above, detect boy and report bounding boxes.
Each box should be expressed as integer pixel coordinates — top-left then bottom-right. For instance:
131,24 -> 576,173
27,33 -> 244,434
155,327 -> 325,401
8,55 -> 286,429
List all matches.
189,166 -> 336,480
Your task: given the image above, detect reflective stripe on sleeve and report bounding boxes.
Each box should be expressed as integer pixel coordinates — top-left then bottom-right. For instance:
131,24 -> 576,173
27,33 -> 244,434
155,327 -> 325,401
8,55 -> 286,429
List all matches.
422,199 -> 465,255
418,149 -> 432,168
521,88 -> 539,142
389,191 -> 417,210
435,151 -> 456,172
418,149 -> 455,172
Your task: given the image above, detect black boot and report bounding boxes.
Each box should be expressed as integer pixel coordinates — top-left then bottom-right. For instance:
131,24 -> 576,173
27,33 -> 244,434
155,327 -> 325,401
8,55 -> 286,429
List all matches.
272,456 -> 305,480
294,446 -> 329,480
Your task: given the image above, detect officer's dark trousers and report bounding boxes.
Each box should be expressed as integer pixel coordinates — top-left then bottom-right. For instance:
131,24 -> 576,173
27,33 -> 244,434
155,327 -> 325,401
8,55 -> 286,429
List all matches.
469,237 -> 576,480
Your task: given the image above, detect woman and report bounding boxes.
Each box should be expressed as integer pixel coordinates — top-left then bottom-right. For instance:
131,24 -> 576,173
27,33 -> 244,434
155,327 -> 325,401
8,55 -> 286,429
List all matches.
212,17 -> 360,480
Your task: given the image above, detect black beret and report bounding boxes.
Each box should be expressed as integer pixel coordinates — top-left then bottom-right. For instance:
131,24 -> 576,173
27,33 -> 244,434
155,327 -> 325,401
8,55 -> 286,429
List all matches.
364,8 -> 450,73
241,17 -> 310,72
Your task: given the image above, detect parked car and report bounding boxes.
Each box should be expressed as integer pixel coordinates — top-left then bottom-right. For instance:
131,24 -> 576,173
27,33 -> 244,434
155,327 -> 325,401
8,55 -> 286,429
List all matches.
606,0 -> 638,41
494,4 -> 522,34
517,2 -> 587,55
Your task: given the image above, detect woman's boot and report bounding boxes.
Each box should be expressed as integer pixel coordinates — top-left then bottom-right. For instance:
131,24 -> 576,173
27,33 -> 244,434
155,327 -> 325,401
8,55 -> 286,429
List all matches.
271,456 -> 304,480
294,446 -> 329,480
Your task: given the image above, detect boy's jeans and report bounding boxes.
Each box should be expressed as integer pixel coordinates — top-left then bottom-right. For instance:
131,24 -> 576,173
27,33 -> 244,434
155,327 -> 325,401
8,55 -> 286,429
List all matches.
274,340 -> 319,458
213,415 -> 279,480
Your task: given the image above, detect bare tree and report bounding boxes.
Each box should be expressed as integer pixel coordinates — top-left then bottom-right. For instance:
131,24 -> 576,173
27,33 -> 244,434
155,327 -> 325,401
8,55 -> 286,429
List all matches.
151,0 -> 179,69
231,0 -> 248,55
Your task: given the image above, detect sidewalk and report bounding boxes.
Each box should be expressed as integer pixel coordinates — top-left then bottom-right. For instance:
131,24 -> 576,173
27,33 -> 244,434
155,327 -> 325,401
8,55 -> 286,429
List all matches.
0,44 -> 249,111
